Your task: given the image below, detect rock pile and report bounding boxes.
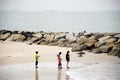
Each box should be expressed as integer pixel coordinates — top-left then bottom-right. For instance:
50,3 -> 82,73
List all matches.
0,30 -> 120,57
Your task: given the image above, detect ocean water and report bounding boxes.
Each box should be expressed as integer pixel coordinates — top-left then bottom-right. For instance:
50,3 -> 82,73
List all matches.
0,11 -> 120,32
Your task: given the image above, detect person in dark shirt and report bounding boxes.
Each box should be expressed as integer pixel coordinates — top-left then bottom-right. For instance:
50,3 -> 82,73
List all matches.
66,51 -> 70,68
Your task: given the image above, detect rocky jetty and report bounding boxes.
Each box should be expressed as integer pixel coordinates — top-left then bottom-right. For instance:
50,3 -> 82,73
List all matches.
0,30 -> 120,57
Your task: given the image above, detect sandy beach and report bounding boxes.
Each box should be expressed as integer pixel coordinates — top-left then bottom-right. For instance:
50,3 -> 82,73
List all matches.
0,41 -> 120,80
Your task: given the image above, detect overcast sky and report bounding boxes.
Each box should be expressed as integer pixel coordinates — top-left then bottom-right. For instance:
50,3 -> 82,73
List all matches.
0,0 -> 120,11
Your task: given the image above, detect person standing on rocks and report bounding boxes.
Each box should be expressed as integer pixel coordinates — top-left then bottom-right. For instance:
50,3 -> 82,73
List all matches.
35,51 -> 40,68
66,51 -> 70,68
57,52 -> 62,69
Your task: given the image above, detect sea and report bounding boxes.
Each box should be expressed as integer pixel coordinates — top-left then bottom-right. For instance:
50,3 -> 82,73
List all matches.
0,11 -> 120,33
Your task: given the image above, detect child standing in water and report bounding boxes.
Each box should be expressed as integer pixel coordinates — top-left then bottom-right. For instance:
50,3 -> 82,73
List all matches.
57,52 -> 62,69
35,51 -> 40,68
66,51 -> 70,68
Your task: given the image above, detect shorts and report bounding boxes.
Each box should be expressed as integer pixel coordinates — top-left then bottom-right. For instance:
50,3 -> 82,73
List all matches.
35,61 -> 38,65
58,63 -> 62,66
66,58 -> 70,62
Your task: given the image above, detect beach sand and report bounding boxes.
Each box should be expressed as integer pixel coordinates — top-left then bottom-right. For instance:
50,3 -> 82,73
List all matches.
0,41 -> 120,80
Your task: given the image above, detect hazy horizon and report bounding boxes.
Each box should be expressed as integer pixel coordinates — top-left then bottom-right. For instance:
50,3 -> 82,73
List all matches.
0,0 -> 120,11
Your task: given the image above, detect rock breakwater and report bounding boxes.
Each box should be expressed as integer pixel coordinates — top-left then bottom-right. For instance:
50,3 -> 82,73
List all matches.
0,30 -> 120,57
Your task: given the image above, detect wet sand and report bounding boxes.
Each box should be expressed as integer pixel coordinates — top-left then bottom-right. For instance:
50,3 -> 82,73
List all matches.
0,62 -> 74,80
0,41 -> 76,80
0,41 -> 120,80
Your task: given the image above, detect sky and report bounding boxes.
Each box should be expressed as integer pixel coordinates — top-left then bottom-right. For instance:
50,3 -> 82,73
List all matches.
0,0 -> 120,11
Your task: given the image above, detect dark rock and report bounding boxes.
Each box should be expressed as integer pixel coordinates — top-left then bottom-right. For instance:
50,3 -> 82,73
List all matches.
0,30 -> 12,34
84,32 -> 94,38
0,33 -> 11,41
12,31 -> 19,34
20,31 -> 33,38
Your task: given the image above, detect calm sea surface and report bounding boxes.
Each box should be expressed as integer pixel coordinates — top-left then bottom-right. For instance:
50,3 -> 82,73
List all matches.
0,11 -> 120,32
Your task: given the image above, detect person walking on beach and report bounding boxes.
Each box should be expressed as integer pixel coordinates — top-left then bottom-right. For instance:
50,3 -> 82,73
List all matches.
66,51 -> 70,68
57,52 -> 62,69
35,51 -> 40,68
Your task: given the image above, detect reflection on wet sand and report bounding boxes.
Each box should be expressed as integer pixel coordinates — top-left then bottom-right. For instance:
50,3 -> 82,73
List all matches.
66,68 -> 70,80
35,67 -> 71,80
57,68 -> 70,80
57,69 -> 62,80
35,68 -> 38,80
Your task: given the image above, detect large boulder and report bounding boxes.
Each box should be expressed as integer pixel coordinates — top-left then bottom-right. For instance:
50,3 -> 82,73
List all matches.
77,36 -> 88,44
65,33 -> 76,43
105,38 -> 117,44
83,36 -> 96,49
0,33 -> 11,41
85,40 -> 96,47
98,36 -> 111,44
114,34 -> 120,38
71,44 -> 87,52
54,33 -> 66,40
95,42 -> 104,48
44,33 -> 55,42
94,33 -> 104,39
117,39 -> 120,43
108,44 -> 120,57
32,32 -> 42,38
57,38 -> 66,43
96,44 -> 113,53
57,38 -> 66,47
37,39 -> 49,45
26,37 -> 39,45
7,34 -> 26,42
